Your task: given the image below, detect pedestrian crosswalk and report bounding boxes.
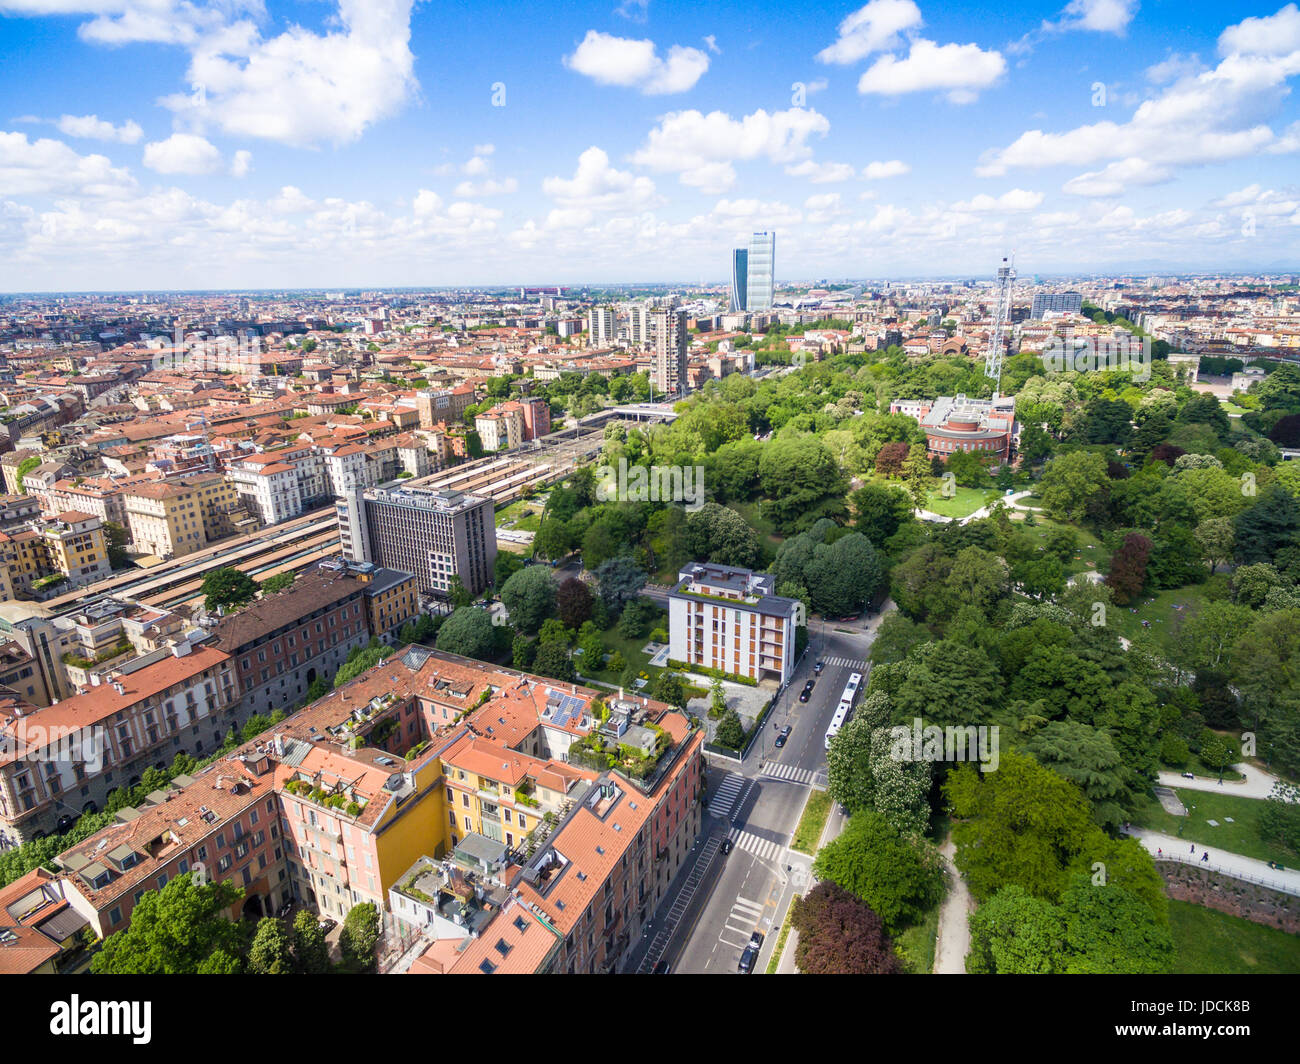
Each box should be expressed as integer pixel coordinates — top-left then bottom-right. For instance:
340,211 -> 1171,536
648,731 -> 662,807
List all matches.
726,826 -> 786,865
759,761 -> 818,786
707,772 -> 745,819
719,893 -> 767,949
820,656 -> 865,669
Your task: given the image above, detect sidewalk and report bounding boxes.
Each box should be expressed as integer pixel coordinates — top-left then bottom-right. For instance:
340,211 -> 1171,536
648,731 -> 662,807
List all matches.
768,793 -> 847,974
1125,828 -> 1300,895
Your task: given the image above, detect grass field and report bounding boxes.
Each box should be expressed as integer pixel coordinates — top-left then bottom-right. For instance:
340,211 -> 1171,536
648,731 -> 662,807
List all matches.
790,790 -> 833,855
573,609 -> 670,688
1132,789 -> 1289,865
1105,585 -> 1208,654
1168,901 -> 1300,974
894,897 -> 942,974
1014,515 -> 1111,578
923,485 -> 997,519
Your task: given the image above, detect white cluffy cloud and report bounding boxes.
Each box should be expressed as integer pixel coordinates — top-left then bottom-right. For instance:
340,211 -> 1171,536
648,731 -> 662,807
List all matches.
9,1 -> 418,149
542,146 -> 661,225
862,159 -> 910,179
0,130 -> 135,197
55,114 -> 143,144
815,1 -> 1005,102
1043,0 -> 1139,36
978,6 -> 1300,193
816,0 -> 922,64
631,107 -> 830,192
564,30 -> 710,94
142,133 -> 224,175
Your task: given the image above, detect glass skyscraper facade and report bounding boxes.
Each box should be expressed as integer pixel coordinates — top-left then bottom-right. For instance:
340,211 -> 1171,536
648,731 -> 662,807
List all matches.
746,231 -> 775,312
730,248 -> 748,312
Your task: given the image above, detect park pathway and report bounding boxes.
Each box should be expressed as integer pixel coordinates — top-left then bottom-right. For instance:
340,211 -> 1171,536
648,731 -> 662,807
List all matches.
933,836 -> 974,973
1156,763 -> 1291,801
1123,828 -> 1300,895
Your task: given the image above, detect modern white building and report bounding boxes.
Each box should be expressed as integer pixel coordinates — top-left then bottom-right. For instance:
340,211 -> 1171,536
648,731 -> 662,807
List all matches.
746,231 -> 775,313
667,563 -> 799,684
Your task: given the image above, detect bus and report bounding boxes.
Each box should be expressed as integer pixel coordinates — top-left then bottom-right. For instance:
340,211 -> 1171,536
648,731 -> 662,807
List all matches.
825,672 -> 864,749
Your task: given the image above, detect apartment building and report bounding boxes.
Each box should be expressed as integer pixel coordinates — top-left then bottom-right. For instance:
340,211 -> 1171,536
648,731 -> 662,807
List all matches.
474,407 -> 521,452
33,511 -> 111,590
415,385 -> 476,430
228,456 -> 303,527
123,472 -> 241,559
338,486 -> 496,597
53,756 -> 284,938
0,641 -> 236,847
651,307 -> 689,398
667,563 -> 800,684
206,562 -> 416,722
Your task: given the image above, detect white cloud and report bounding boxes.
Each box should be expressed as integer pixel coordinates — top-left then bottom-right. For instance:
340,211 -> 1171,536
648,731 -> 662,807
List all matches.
0,130 -> 135,197
1145,52 -> 1205,84
158,0 -> 418,148
951,189 -> 1044,211
55,114 -> 143,144
1218,4 -> 1300,58
472,143 -> 495,156
862,158 -> 910,179
857,39 -> 1006,102
816,0 -> 923,64
785,159 -> 856,182
703,35 -> 720,55
564,30 -> 710,94
1044,0 -> 1139,36
230,149 -> 252,178
977,23 -> 1300,181
1062,157 -> 1170,196
630,107 -> 830,191
463,155 -> 491,177
542,146 -> 661,212
454,177 -> 518,197
142,133 -> 223,175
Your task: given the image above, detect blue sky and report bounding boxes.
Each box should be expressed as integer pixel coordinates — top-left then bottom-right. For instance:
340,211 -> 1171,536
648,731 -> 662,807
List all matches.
0,0 -> 1298,290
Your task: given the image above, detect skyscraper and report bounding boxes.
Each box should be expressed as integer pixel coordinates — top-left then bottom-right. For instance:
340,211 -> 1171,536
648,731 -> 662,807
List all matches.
652,307 -> 689,398
730,248 -> 748,312
588,305 -> 616,346
746,231 -> 775,312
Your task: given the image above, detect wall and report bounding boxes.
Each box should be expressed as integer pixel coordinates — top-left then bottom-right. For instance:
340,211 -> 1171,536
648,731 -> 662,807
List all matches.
1157,860 -> 1300,934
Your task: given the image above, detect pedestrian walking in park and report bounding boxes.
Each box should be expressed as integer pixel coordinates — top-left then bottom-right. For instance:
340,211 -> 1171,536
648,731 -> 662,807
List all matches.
1202,851 -> 1210,862
1190,844 -> 1195,853
1157,848 -> 1162,856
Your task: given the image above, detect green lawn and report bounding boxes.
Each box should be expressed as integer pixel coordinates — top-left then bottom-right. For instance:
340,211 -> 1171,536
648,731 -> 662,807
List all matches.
1168,900 -> 1300,974
893,896 -> 941,974
1013,515 -> 1111,578
574,610 -> 669,689
1132,789 -> 1289,865
494,498 -> 543,531
923,486 -> 997,519
765,902 -> 796,974
790,790 -> 833,854
1106,585 -> 1208,655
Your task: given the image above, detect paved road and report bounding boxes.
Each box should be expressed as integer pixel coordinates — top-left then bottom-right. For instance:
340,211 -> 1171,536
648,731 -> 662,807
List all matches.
663,613 -> 885,973
1125,828 -> 1300,895
1156,763 -> 1293,800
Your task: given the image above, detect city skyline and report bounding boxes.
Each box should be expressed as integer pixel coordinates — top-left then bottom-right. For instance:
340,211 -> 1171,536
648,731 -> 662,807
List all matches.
0,1 -> 1296,290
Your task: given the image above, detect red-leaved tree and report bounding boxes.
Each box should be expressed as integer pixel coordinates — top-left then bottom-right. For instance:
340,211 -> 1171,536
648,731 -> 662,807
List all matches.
875,441 -> 911,478
791,881 -> 902,974
1105,532 -> 1153,606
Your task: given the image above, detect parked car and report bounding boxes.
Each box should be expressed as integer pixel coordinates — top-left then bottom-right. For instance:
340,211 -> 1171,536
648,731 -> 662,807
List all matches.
813,661 -> 824,675
1181,771 -> 1195,779
318,917 -> 337,934
738,944 -> 759,974
799,680 -> 815,703
749,930 -> 765,950
720,838 -> 734,855
774,725 -> 791,748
